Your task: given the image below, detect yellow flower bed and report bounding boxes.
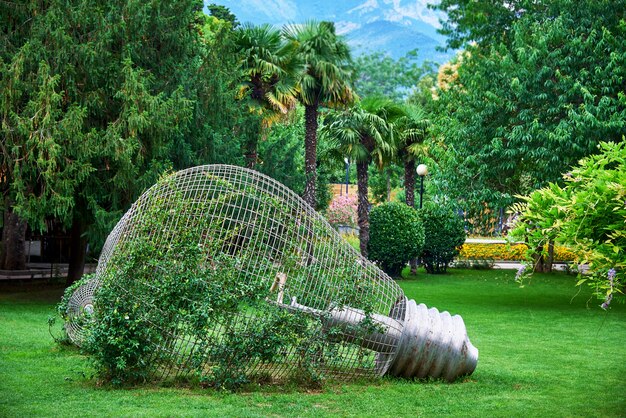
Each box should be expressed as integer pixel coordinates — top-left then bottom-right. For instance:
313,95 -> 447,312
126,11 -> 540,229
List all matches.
458,243 -> 575,262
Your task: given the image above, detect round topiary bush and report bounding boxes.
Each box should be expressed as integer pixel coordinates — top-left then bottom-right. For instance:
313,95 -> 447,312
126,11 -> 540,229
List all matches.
419,204 -> 466,274
368,202 -> 425,276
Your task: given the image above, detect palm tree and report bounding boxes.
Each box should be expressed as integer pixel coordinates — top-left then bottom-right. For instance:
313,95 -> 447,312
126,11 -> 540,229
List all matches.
283,21 -> 354,208
397,104 -> 431,208
395,104 -> 431,274
234,23 -> 299,168
323,97 -> 404,257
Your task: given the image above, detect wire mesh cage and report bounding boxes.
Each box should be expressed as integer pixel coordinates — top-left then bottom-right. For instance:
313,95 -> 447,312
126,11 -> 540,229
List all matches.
65,165 -> 477,384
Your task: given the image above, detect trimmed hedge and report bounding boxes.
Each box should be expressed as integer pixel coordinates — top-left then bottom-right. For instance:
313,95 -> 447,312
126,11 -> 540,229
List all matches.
459,243 -> 575,262
418,205 -> 466,274
368,202 -> 425,276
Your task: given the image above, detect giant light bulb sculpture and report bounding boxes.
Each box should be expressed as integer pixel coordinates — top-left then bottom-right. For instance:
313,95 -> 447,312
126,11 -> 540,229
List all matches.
65,165 -> 477,383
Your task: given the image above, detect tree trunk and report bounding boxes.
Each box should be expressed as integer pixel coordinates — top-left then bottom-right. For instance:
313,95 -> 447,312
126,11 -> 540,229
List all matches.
244,120 -> 264,169
356,161 -> 370,258
303,103 -> 319,208
404,160 -> 416,208
244,142 -> 258,169
545,240 -> 555,272
66,216 -> 87,286
1,200 -> 28,270
532,241 -> 555,273
533,245 -> 545,273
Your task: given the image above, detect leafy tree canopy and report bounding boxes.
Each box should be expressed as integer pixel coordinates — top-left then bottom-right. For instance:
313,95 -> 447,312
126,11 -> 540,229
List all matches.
430,0 -> 620,51
353,50 -> 436,101
1,1 -> 205,231
431,0 -> 626,218
207,3 -> 240,28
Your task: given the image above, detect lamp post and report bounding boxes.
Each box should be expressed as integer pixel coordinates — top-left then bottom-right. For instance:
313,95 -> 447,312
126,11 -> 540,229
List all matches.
344,157 -> 350,195
416,164 -> 428,209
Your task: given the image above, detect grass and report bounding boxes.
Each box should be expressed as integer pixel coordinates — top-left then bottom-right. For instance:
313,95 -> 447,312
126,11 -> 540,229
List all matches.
1,269 -> 625,417
342,232 -> 360,252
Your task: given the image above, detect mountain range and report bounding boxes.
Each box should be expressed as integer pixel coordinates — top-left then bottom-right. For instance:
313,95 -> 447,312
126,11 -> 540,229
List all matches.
204,0 -> 454,64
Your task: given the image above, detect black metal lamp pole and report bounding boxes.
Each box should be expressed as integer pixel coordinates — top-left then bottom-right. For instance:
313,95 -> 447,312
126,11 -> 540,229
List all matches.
419,175 -> 425,209
416,164 -> 428,209
344,158 -> 350,195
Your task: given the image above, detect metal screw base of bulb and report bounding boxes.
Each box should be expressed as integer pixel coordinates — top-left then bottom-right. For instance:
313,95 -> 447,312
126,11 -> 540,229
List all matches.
385,298 -> 478,382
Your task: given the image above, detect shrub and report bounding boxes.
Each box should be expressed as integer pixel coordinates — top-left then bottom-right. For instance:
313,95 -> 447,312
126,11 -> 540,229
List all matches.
511,141 -> 626,307
326,194 -> 357,227
419,205 -> 466,274
458,243 -> 575,262
368,202 -> 425,276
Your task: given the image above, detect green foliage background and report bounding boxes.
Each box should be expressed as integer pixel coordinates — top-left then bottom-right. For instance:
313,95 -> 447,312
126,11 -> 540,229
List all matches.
430,0 -> 626,221
0,1 -> 256,252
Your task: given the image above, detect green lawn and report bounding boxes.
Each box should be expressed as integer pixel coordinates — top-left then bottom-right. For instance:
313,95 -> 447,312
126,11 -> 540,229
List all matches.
1,269 -> 624,417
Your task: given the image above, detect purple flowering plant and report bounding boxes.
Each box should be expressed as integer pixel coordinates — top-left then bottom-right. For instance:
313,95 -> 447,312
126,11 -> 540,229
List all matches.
601,268 -> 617,310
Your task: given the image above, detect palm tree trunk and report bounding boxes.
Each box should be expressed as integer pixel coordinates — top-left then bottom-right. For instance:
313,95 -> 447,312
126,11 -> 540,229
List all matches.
244,119 -> 263,169
404,160 -> 416,208
303,103 -> 319,208
356,161 -> 370,258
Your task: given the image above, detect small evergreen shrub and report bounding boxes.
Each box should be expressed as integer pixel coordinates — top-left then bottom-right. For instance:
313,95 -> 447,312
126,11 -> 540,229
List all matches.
368,202 -> 425,276
419,205 -> 466,274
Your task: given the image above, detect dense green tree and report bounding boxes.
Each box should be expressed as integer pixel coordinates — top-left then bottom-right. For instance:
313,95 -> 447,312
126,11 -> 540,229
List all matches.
431,0 -> 543,50
322,97 -> 402,256
188,16 -> 253,169
432,0 -> 626,224
0,1 -> 249,281
368,202 -> 425,276
283,21 -> 355,208
233,23 -> 299,168
368,164 -> 403,204
1,1 -> 198,276
257,112 -> 305,193
353,50 -> 436,101
206,3 -> 239,28
418,204 -> 466,274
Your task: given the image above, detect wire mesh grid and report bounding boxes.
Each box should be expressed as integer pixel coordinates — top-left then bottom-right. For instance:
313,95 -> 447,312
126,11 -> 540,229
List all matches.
66,165 -> 409,382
